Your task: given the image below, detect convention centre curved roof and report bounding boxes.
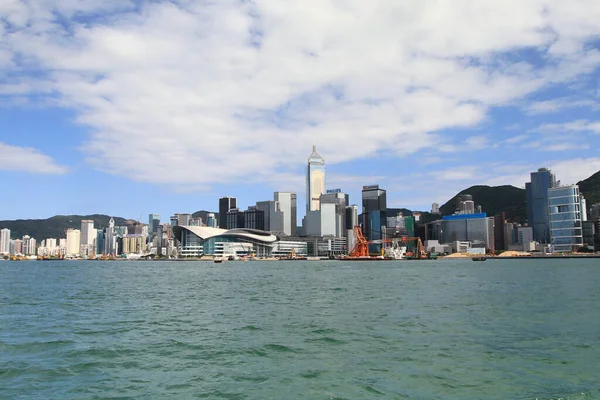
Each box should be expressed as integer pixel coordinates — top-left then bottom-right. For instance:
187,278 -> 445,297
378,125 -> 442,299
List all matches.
172,226 -> 278,244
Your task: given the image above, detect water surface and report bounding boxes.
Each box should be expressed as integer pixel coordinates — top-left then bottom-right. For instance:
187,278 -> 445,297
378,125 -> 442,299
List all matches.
1,259 -> 599,399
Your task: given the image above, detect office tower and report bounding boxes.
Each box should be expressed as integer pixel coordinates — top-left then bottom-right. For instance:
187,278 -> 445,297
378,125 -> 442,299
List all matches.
548,185 -> 584,252
104,218 -> 117,255
580,196 -> 588,222
80,220 -> 94,245
206,213 -> 217,228
0,228 -> 10,254
149,214 -> 160,241
526,168 -> 557,244
243,207 -> 265,230
96,230 -> 105,255
306,146 -> 325,213
256,200 -> 283,232
174,213 -> 192,226
345,205 -> 359,231
320,191 -> 347,237
66,229 -> 81,256
274,192 -> 297,236
362,185 -> 387,240
219,197 -> 237,228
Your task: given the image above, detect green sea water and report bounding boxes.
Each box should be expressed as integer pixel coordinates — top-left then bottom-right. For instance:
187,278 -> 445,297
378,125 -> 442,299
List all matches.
1,259 -> 599,399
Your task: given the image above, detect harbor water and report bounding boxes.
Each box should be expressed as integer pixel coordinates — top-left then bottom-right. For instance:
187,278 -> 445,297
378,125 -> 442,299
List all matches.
1,259 -> 599,399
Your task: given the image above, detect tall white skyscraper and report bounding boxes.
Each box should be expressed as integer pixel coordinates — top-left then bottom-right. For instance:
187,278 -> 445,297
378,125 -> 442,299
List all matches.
1,228 -> 10,254
274,192 -> 297,236
66,229 -> 81,256
104,217 -> 117,256
80,220 -> 95,245
306,146 -> 325,213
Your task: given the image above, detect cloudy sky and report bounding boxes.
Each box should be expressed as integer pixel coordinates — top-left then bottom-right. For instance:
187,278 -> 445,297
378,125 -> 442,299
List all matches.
1,0 -> 600,221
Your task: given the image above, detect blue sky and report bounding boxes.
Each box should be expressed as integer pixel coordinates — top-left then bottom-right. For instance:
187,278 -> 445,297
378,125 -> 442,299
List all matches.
1,0 -> 600,222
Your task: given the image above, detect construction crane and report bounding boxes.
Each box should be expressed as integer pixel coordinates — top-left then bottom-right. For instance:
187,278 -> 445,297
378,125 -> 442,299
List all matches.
349,225 -> 369,257
401,237 -> 427,259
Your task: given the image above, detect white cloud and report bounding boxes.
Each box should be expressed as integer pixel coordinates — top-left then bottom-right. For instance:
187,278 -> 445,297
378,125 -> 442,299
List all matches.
504,134 -> 529,144
1,1 -> 600,188
542,143 -> 590,152
525,98 -> 599,115
0,142 -> 68,174
534,120 -> 600,134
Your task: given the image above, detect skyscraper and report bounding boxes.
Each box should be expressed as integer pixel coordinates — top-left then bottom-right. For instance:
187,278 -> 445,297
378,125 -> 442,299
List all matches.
548,185 -> 584,252
306,146 -> 325,213
66,229 -> 81,256
149,214 -> 160,241
274,192 -> 297,236
0,228 -> 10,254
104,218 -> 117,256
219,197 -> 237,228
362,185 -> 387,246
80,220 -> 95,255
526,168 -> 557,243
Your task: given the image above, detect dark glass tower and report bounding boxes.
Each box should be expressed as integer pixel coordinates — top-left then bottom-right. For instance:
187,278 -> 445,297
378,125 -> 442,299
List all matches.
219,197 -> 237,229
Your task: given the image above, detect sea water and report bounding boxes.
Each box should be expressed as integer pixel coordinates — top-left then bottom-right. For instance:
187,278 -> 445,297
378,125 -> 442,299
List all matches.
1,259 -> 599,399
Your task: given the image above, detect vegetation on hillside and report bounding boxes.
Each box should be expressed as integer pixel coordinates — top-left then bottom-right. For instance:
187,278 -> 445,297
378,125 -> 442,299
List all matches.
0,215 -> 129,241
578,170 -> 600,206
439,185 -> 527,223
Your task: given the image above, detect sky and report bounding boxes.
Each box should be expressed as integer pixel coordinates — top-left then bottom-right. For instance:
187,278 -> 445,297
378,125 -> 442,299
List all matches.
1,0 -> 600,222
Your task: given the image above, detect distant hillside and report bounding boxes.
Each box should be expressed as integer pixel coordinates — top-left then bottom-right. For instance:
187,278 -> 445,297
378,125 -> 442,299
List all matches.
578,170 -> 600,206
0,215 -> 130,241
440,185 -> 527,223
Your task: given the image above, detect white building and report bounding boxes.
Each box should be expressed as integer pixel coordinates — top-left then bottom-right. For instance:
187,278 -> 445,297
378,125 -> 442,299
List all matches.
306,146 -> 325,213
66,229 -> 81,256
0,228 -> 10,254
274,192 -> 297,236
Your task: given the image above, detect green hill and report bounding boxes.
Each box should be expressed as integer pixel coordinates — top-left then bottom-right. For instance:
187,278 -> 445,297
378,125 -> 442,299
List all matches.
0,215 -> 130,241
578,171 -> 600,206
440,185 -> 527,222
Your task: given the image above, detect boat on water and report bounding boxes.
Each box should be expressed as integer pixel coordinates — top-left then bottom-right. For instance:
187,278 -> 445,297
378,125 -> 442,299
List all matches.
214,257 -> 224,264
472,256 -> 487,261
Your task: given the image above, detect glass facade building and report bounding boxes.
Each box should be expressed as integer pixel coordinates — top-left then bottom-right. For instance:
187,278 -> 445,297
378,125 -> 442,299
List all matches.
440,214 -> 495,250
548,185 -> 583,252
526,168 -> 557,244
362,185 -> 387,245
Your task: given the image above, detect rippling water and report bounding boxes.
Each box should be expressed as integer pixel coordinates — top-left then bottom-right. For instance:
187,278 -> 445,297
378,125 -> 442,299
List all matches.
1,259 -> 599,399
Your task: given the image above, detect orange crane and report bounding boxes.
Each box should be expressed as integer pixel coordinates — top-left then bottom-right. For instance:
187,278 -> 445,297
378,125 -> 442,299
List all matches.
349,225 -> 369,257
401,237 -> 427,259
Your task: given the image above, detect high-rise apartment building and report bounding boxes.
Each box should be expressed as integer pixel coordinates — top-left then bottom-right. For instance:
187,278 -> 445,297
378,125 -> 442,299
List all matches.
548,185 -> 584,252
431,203 -> 440,214
306,146 -> 325,213
66,229 -> 81,256
0,228 -> 10,254
219,197 -> 237,229
526,168 -> 557,244
274,192 -> 297,236
22,235 -> 37,256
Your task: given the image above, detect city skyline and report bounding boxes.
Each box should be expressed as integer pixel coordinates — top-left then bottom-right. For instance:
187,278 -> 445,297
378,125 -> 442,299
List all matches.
2,2 -> 600,221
